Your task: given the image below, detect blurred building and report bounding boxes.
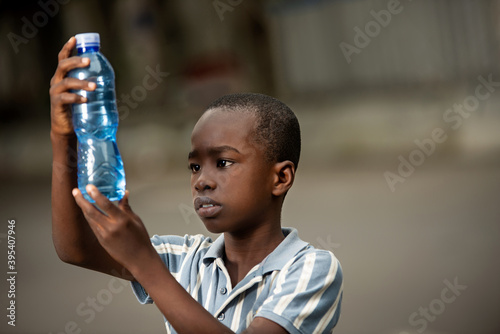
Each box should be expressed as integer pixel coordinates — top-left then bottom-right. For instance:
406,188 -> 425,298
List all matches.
1,0 -> 500,177
268,0 -> 500,94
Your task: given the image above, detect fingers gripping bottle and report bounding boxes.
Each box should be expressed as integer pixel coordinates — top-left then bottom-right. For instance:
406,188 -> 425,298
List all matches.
68,33 -> 125,202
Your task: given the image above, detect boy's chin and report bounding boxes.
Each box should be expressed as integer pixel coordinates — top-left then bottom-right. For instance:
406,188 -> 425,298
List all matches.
201,218 -> 226,234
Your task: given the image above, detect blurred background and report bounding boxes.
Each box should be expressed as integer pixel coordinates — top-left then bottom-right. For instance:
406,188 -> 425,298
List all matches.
1,0 -> 499,333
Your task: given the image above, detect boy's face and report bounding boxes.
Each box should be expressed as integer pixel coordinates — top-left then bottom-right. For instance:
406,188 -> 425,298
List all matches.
189,108 -> 275,234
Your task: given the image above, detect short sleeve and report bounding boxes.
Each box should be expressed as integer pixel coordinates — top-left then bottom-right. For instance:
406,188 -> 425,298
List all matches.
131,280 -> 153,304
256,250 -> 343,334
130,233 -> 212,305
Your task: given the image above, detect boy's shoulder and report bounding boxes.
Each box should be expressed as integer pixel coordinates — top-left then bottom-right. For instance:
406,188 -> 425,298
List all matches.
280,240 -> 342,278
295,243 -> 340,261
263,227 -> 341,269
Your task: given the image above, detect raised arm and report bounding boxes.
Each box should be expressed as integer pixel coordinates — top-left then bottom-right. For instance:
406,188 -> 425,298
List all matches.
50,37 -> 132,280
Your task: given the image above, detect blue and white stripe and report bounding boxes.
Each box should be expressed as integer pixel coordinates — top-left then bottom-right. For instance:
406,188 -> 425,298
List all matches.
132,227 -> 343,334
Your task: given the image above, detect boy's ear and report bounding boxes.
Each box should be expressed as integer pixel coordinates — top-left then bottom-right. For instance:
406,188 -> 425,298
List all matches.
271,160 -> 296,197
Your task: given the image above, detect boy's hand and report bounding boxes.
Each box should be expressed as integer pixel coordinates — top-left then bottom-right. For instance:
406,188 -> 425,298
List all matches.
49,36 -> 96,137
72,185 -> 158,273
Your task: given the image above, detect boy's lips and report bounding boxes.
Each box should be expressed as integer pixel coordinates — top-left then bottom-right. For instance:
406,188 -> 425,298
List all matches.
194,196 -> 222,218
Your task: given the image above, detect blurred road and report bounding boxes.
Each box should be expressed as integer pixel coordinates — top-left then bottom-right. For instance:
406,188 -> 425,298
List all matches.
0,164 -> 499,334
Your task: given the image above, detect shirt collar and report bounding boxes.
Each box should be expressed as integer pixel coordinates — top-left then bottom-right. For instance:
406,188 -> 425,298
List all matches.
202,232 -> 226,263
202,227 -> 309,275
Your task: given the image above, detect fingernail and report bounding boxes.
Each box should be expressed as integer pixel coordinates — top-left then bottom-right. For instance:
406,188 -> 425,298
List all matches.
88,82 -> 96,89
82,57 -> 90,64
86,184 -> 95,195
72,188 -> 78,196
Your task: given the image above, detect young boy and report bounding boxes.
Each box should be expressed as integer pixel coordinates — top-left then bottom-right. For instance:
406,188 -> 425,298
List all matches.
50,37 -> 343,334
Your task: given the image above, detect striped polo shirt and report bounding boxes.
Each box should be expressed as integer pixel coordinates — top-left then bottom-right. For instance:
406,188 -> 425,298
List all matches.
132,227 -> 343,333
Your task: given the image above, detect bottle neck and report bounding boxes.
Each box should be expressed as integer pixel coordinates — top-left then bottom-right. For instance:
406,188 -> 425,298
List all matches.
77,46 -> 100,54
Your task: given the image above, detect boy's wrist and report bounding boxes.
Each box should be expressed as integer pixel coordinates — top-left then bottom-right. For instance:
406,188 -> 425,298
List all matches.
51,130 -> 76,155
129,251 -> 172,287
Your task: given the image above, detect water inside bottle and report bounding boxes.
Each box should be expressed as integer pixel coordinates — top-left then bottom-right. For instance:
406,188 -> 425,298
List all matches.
68,50 -> 126,203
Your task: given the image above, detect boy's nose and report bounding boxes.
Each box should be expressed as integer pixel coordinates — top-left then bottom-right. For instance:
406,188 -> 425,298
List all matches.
194,174 -> 216,192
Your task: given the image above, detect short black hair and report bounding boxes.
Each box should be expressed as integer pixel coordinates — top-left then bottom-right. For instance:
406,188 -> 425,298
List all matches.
206,93 -> 301,169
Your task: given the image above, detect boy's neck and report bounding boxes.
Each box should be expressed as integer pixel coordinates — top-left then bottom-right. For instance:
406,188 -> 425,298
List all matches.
223,223 -> 285,288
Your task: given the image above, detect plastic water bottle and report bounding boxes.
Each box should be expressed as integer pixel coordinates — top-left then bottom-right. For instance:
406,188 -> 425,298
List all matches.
67,33 -> 125,203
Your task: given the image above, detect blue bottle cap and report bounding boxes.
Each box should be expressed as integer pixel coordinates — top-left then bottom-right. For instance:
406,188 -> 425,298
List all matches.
75,33 -> 100,49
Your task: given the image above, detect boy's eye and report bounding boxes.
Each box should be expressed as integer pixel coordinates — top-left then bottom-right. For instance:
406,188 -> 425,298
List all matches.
189,163 -> 201,172
217,160 -> 233,168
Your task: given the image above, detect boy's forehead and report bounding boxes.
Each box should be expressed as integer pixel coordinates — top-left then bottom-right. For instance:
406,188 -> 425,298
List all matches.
190,108 -> 261,154
192,108 -> 257,138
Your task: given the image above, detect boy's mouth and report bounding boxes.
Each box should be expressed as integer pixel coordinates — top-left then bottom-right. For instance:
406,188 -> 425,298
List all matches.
194,197 -> 222,218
